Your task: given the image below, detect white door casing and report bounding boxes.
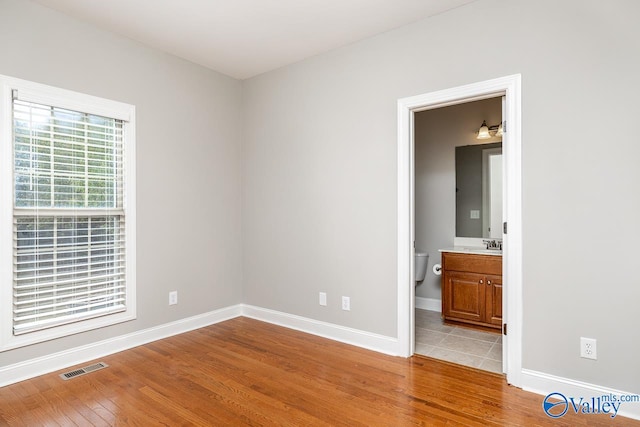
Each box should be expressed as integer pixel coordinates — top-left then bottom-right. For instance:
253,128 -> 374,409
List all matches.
396,74 -> 522,386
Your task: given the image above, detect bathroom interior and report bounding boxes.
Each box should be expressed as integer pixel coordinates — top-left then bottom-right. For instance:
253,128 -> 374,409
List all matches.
413,96 -> 504,374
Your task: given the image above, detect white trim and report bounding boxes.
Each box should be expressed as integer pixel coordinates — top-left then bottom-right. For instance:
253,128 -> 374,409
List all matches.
522,369 -> 640,421
0,304 -> 242,387
242,305 -> 399,356
397,75 -> 522,386
0,82 -> 14,355
482,146 -> 502,239
397,92 -> 415,357
415,297 -> 441,312
0,74 -> 138,351
502,75 -> 523,386
0,304 -> 400,387
3,74 -> 132,121
3,301 -> 639,423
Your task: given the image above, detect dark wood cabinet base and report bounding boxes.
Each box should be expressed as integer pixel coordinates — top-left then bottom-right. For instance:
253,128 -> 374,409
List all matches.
441,251 -> 503,330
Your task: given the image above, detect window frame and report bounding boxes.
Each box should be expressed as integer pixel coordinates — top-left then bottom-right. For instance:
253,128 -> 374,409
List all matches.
0,75 -> 136,351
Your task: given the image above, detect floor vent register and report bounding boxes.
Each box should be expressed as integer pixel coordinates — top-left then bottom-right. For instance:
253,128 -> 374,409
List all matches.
59,362 -> 109,380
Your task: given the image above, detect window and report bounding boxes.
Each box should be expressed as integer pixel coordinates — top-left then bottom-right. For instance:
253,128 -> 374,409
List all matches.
0,76 -> 136,350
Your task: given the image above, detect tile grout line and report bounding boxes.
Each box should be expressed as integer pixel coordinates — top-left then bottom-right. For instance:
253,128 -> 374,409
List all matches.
417,324 -> 500,345
415,311 -> 503,373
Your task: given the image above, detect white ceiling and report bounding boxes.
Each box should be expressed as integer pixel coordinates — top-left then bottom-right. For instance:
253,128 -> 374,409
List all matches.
32,0 -> 476,80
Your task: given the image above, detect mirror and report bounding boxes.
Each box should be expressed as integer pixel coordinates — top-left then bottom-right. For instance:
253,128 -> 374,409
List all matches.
455,143 -> 502,238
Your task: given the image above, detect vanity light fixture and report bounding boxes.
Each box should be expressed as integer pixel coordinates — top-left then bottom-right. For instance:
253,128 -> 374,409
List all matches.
476,120 -> 503,139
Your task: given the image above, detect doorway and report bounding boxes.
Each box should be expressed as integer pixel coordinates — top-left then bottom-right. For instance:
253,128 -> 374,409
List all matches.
413,97 -> 503,373
396,75 -> 522,386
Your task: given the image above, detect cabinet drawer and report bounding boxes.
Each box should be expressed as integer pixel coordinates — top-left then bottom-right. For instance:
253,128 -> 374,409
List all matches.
442,252 -> 502,275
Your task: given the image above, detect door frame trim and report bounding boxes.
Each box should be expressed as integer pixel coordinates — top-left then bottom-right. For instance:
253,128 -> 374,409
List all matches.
396,74 -> 522,386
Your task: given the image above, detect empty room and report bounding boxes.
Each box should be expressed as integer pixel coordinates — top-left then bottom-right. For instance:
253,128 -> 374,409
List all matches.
1,0 -> 639,425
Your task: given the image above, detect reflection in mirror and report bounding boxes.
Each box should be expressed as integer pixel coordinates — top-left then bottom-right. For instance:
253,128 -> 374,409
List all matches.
455,143 -> 502,238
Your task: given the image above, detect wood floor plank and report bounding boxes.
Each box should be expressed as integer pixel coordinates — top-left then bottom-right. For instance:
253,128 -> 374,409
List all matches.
136,345 -> 326,425
0,317 -> 638,426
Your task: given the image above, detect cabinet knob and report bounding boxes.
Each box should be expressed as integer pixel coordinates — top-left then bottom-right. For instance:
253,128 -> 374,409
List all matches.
487,280 -> 492,285
479,279 -> 484,285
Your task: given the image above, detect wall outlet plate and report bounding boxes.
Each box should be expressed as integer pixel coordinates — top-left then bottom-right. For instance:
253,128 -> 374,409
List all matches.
169,291 -> 178,305
580,337 -> 597,360
341,296 -> 350,311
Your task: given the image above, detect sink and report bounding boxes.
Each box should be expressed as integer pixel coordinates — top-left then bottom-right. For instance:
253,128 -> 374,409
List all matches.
469,248 -> 502,255
439,246 -> 502,256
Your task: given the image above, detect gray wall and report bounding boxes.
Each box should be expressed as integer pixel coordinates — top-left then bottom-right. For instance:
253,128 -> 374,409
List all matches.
243,0 -> 640,392
0,0 -> 243,366
414,99 -> 501,300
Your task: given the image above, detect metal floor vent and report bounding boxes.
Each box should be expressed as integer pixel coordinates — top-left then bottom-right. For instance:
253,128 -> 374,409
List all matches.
60,362 -> 108,380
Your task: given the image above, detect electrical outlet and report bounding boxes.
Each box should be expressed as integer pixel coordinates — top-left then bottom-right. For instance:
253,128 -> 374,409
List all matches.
580,337 -> 597,360
319,292 -> 327,306
169,291 -> 178,306
341,296 -> 350,311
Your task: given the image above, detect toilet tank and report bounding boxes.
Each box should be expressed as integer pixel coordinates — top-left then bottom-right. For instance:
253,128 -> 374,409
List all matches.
415,252 -> 429,282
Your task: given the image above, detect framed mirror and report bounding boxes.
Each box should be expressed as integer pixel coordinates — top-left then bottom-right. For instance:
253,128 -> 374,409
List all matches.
455,142 -> 502,238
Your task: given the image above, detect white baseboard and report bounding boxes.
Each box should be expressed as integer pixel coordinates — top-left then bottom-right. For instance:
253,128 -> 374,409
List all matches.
522,369 -> 640,421
241,304 -> 400,356
415,296 -> 441,312
4,301 -> 638,424
0,303 -> 400,387
0,304 -> 242,387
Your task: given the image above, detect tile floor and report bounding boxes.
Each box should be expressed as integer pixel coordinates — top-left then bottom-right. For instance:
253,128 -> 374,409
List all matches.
415,308 -> 503,374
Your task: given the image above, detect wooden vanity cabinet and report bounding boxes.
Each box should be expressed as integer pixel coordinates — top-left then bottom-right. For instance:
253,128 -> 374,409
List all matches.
484,273 -> 502,327
441,252 -> 502,330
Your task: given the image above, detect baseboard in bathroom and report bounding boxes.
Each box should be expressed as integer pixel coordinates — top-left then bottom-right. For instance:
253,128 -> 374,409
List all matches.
415,297 -> 441,312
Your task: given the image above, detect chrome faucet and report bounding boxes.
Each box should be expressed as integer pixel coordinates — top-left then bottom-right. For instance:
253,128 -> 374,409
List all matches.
483,239 -> 503,250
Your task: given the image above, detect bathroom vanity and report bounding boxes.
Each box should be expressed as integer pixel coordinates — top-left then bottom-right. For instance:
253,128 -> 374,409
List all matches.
440,249 -> 502,330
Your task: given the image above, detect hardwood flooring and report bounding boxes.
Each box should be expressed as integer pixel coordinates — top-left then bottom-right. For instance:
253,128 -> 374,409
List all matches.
0,317 -> 637,426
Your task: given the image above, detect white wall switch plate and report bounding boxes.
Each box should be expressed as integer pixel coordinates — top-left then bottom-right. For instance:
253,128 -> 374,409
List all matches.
319,292 -> 327,306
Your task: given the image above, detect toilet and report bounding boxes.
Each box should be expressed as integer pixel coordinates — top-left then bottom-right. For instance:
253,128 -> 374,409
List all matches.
415,251 -> 429,282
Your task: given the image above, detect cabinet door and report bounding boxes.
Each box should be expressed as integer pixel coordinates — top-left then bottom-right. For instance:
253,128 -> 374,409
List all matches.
443,271 -> 485,323
484,274 -> 503,326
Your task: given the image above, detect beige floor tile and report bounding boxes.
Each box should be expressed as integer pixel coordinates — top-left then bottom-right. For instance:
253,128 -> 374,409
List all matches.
449,327 -> 500,343
419,320 -> 455,334
479,359 -> 503,374
415,310 -> 454,333
415,312 -> 442,323
415,328 -> 447,346
414,308 -> 502,374
438,335 -> 493,357
415,308 -> 440,318
487,343 -> 503,361
429,348 -> 484,369
415,343 -> 434,356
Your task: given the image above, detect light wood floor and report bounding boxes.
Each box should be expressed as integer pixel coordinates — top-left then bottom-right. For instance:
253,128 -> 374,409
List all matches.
0,317 -> 637,426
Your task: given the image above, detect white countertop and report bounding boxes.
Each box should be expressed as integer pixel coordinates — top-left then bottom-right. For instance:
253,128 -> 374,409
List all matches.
439,246 -> 502,256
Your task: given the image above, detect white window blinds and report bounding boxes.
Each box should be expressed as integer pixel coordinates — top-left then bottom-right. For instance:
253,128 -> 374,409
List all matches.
12,97 -> 127,334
